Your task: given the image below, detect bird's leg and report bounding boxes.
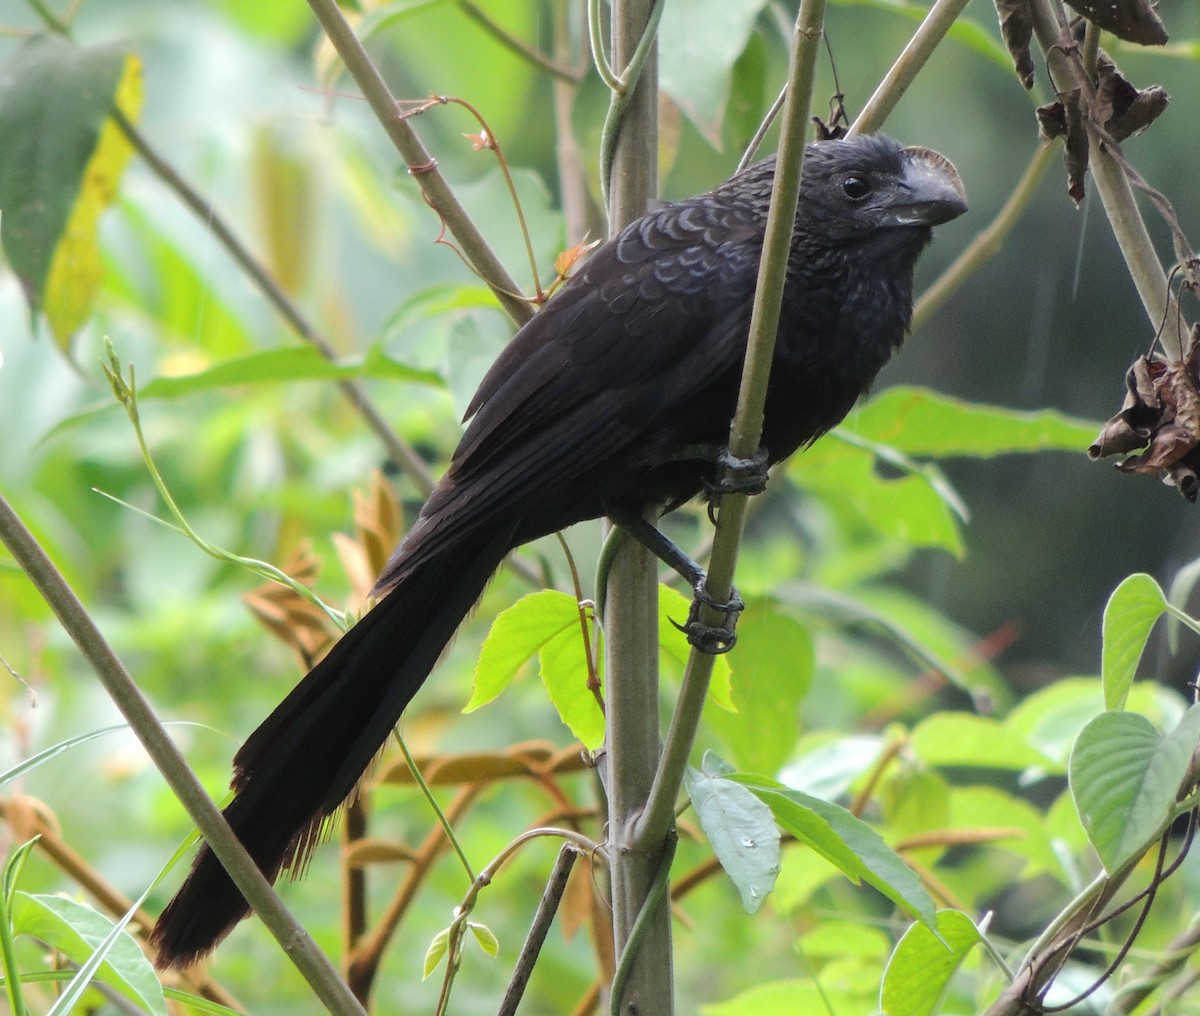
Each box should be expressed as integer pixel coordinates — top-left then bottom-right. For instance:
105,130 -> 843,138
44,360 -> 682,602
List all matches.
604,508 -> 743,654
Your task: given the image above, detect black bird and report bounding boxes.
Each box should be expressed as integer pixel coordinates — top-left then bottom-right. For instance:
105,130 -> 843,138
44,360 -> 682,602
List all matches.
151,134 -> 966,967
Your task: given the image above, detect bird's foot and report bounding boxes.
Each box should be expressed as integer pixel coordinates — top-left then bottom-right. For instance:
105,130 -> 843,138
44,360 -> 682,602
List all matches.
706,447 -> 768,498
671,581 -> 744,654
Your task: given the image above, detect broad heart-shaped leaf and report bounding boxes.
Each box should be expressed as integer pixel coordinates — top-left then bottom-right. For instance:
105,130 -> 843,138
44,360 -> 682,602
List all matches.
1069,706 -> 1200,873
467,589 -> 605,749
880,909 -> 982,1016
684,757 -> 781,913
1102,573 -> 1168,710
733,776 -> 937,930
0,35 -> 142,345
840,386 -> 1099,457
10,893 -> 166,1016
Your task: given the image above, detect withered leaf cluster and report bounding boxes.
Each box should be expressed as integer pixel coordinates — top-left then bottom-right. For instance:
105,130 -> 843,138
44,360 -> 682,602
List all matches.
1089,328 -> 1200,501
993,0 -> 1170,202
1036,53 -> 1169,203
994,0 -> 1168,89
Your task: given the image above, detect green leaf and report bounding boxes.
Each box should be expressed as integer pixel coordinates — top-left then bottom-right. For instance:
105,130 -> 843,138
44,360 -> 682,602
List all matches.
423,926 -> 451,979
701,978 -> 865,1015
700,978 -> 868,1016
947,786 -> 1068,883
0,841 -> 37,1016
705,599 -> 812,774
791,438 -> 965,556
0,35 -> 142,345
134,345 -> 442,400
11,894 -> 166,1016
735,777 -> 937,929
468,590 -> 603,748
467,921 -> 499,958
841,386 -> 1099,458
910,713 -> 1052,771
659,0 -> 768,146
1102,573 -> 1167,710
469,590 -> 580,711
659,584 -> 733,710
684,756 -> 781,913
1005,676 -> 1187,769
879,909 -> 982,1016
1167,555 -> 1200,653
1069,706 -> 1200,873
539,608 -> 606,750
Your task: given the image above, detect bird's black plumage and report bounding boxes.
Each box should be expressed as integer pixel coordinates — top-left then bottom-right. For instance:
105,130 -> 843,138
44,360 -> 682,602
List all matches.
150,134 -> 965,967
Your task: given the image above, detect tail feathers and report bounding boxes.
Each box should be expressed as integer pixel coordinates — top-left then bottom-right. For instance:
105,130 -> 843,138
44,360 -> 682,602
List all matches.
150,520 -> 517,968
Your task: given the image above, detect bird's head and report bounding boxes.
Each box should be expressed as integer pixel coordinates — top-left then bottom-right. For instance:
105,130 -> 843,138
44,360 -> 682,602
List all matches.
799,134 -> 967,245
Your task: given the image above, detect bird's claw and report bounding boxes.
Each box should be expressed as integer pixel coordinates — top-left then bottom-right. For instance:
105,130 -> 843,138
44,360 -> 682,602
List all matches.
670,583 -> 744,654
707,447 -> 769,498
704,448 -> 768,525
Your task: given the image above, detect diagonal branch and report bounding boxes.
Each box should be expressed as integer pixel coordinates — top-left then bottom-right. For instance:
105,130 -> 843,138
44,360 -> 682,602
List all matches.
306,0 -> 533,327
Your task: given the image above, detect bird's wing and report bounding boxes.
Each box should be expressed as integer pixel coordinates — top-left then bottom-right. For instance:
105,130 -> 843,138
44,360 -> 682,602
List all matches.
456,199 -> 766,478
375,201 -> 766,585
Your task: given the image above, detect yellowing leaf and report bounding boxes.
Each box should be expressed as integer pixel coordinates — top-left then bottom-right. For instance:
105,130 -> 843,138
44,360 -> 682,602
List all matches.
0,36 -> 143,347
45,53 -> 142,345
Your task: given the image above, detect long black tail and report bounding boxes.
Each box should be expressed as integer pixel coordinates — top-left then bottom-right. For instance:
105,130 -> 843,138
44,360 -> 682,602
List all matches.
150,519 -> 517,968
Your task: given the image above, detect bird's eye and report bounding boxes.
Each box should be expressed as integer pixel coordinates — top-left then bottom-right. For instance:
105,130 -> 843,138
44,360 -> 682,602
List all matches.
841,175 -> 871,201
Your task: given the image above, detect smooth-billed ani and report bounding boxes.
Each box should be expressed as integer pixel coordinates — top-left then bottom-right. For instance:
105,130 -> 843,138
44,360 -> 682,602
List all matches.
151,133 -> 966,967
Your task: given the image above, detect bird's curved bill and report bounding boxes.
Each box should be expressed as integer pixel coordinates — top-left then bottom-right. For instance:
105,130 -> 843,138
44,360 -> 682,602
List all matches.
890,146 -> 968,227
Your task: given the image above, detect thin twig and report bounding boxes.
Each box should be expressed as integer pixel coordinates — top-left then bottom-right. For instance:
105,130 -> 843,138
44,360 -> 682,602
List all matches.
497,845 -> 580,1016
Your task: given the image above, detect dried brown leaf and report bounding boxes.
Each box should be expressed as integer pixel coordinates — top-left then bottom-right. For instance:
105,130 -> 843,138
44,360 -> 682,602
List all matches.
1062,0 -> 1167,45
1092,353 -> 1200,501
353,470 -> 402,578
1036,101 -> 1067,142
343,838 -> 419,867
994,0 -> 1036,88
1061,88 -> 1089,204
1095,53 -> 1169,143
243,545 -> 336,668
